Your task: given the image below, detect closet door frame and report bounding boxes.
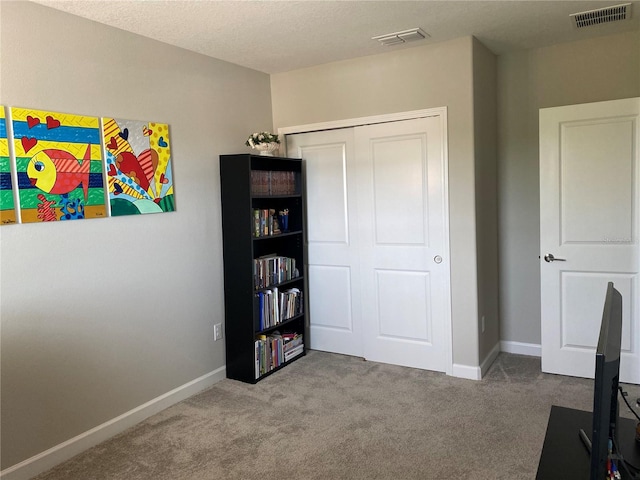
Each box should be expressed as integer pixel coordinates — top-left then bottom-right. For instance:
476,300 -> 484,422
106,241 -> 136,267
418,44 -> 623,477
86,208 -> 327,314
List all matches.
278,107 -> 453,376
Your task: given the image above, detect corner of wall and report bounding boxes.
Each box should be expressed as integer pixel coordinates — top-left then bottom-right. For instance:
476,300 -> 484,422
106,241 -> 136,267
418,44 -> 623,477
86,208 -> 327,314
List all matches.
471,34 -> 500,366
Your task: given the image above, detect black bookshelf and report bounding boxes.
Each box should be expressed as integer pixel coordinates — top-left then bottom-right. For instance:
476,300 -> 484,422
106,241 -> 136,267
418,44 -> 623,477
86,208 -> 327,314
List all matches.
220,154 -> 307,383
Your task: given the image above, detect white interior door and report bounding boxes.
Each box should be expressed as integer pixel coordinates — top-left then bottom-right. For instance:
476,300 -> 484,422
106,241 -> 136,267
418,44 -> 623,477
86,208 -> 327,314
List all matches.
287,129 -> 363,357
287,114 -> 450,372
355,118 -> 449,371
540,97 -> 640,384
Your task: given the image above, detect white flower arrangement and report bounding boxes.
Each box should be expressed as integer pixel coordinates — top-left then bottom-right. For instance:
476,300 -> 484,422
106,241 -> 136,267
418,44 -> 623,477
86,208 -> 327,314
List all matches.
245,132 -> 280,148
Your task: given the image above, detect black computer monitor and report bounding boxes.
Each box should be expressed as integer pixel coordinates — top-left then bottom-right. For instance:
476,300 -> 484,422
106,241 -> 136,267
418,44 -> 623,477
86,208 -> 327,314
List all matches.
590,282 -> 623,480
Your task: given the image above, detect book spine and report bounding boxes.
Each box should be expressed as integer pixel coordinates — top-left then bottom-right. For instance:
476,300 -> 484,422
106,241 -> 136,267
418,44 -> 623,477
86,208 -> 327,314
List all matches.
255,340 -> 260,379
272,287 -> 279,325
258,292 -> 264,331
253,209 -> 260,237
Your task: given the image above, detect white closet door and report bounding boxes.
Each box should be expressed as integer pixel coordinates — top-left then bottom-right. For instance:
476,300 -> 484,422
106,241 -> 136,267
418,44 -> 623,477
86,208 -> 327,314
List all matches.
287,129 -> 363,357
286,114 -> 450,373
355,117 -> 449,371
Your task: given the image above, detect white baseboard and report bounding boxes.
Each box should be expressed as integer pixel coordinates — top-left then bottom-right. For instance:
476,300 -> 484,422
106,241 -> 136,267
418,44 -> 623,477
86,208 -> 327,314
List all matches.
452,363 -> 482,380
500,340 -> 542,357
0,366 -> 226,480
451,341 -> 501,381
480,342 -> 501,378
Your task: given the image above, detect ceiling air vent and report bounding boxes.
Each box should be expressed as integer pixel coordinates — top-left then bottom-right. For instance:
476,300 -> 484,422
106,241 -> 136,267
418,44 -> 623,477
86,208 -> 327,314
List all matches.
372,28 -> 430,46
570,3 -> 632,29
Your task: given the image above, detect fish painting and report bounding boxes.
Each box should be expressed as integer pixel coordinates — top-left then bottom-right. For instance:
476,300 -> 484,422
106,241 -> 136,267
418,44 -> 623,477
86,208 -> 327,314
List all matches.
11,107 -> 106,223
27,144 -> 92,200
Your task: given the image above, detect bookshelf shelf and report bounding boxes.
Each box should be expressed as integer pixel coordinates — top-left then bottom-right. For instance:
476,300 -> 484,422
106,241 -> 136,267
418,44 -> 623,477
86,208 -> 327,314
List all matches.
255,276 -> 304,293
220,153 -> 307,384
252,194 -> 303,200
252,230 -> 303,241
253,351 -> 306,382
257,313 -> 305,335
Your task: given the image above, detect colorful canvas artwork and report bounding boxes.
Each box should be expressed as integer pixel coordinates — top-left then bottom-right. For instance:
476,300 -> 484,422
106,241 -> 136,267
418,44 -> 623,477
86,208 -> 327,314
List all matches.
102,118 -> 175,216
0,107 -> 17,225
11,107 -> 106,223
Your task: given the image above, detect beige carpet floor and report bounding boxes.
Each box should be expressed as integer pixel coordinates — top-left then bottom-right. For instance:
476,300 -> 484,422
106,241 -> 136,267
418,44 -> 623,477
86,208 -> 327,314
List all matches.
33,351 -> 640,480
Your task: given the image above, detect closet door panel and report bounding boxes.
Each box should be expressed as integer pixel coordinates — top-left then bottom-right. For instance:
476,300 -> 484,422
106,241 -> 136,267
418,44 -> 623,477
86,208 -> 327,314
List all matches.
287,130 -> 363,357
356,117 -> 448,372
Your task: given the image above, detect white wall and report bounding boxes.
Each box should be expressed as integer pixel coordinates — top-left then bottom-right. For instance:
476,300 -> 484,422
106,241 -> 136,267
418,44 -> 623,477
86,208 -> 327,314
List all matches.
271,37 -> 483,370
497,30 -> 640,350
0,1 -> 272,471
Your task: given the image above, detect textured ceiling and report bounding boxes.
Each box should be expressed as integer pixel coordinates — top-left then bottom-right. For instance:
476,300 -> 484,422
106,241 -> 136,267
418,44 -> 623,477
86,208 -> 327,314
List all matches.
32,0 -> 640,74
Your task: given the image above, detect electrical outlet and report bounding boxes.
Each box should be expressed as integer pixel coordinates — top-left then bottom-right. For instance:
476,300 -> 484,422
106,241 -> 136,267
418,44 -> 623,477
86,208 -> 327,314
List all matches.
214,323 -> 223,341
481,315 -> 486,334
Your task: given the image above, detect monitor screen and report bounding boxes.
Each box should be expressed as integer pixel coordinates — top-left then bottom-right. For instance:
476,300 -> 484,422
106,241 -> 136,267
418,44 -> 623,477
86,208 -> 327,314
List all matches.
590,282 -> 623,480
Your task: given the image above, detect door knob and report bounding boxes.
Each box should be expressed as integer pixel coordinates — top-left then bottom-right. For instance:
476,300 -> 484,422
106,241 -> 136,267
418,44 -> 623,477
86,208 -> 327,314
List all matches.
544,253 -> 566,263
434,255 -> 443,264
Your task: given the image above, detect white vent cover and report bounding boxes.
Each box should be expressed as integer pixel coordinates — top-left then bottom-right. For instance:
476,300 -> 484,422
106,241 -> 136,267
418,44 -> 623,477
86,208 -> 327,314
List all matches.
570,3 -> 632,28
372,28 -> 430,46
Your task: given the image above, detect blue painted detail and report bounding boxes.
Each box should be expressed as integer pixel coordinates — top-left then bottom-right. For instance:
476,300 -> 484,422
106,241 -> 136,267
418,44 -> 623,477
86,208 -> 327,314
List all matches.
17,172 -> 104,189
13,122 -> 100,144
58,193 -> 85,220
0,172 -> 13,189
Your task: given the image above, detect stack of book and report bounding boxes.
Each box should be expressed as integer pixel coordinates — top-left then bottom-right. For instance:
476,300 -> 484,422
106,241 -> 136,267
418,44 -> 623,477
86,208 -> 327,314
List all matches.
252,208 -> 281,238
250,170 -> 297,196
252,208 -> 290,237
283,332 -> 304,361
255,332 -> 304,379
255,287 -> 303,331
253,254 -> 298,289
279,287 -> 303,321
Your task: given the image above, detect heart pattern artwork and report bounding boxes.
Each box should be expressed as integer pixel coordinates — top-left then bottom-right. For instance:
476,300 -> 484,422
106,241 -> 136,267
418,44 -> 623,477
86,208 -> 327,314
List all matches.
27,116 -> 40,129
46,116 -> 61,129
21,136 -> 38,153
102,117 -> 174,216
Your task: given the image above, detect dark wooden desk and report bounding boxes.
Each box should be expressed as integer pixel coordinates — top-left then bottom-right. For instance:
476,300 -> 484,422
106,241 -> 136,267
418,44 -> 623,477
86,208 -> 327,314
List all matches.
536,405 -> 640,479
